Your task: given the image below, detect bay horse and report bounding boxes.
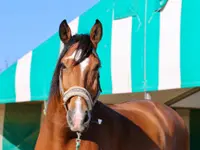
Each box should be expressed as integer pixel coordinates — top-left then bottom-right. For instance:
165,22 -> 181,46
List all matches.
35,19 -> 189,150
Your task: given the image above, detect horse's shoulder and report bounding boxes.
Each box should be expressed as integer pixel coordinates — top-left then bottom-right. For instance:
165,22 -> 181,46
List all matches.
110,100 -> 180,126
109,100 -> 182,148
109,100 -> 161,110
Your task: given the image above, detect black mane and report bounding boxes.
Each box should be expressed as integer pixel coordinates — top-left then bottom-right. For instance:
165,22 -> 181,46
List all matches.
49,34 -> 99,100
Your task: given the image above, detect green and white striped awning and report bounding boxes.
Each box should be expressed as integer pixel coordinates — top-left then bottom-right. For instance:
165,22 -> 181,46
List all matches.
1,0 -> 200,103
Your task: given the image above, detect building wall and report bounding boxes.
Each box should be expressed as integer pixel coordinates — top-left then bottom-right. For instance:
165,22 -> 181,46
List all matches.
175,109 -> 190,149
176,108 -> 200,150
0,103 -> 42,150
190,109 -> 200,150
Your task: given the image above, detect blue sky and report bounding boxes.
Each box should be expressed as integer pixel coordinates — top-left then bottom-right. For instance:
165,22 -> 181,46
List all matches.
0,0 -> 98,71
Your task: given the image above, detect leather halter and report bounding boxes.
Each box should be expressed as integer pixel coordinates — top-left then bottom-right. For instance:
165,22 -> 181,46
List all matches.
59,49 -> 100,111
43,50 -> 100,116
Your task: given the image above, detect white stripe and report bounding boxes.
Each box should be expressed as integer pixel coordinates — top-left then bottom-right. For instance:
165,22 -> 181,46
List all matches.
69,17 -> 79,35
59,41 -> 64,54
15,51 -> 32,102
59,17 -> 79,54
158,0 -> 182,90
0,104 -> 5,150
111,17 -> 132,93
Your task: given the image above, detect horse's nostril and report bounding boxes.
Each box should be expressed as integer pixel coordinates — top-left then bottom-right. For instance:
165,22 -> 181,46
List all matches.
83,111 -> 90,124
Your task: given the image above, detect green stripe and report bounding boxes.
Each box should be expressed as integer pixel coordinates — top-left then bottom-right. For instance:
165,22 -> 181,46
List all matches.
78,0 -> 113,94
180,0 -> 200,88
131,0 -> 145,92
113,0 -> 138,20
0,64 -> 17,103
30,33 -> 60,101
131,0 -> 159,92
3,103 -> 42,149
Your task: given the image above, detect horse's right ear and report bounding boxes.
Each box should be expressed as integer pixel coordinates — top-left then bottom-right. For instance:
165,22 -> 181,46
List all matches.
90,19 -> 103,48
59,19 -> 72,44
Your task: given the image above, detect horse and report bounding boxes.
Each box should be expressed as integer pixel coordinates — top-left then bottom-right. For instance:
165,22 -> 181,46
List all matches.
35,19 -> 189,150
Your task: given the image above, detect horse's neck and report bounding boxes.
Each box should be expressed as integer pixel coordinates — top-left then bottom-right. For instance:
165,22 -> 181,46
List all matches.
92,101 -> 122,123
50,100 -> 70,135
38,100 -> 71,148
37,101 -> 123,150
82,102 -> 123,148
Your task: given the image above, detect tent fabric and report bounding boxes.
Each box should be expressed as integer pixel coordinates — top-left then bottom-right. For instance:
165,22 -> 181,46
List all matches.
1,0 -> 200,103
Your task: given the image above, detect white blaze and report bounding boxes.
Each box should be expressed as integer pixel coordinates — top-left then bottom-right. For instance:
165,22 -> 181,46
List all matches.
80,58 -> 89,73
72,97 -> 84,131
65,49 -> 89,75
65,49 -> 90,131
75,96 -> 82,114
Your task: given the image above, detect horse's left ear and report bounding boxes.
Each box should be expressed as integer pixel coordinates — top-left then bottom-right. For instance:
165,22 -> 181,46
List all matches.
90,19 -> 103,48
59,19 -> 72,44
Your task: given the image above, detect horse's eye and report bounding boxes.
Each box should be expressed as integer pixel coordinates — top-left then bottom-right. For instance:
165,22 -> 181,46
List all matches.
61,63 -> 67,69
94,64 -> 100,71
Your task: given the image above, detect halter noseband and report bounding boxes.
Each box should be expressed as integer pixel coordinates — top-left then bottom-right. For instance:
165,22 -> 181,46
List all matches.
59,71 -> 100,111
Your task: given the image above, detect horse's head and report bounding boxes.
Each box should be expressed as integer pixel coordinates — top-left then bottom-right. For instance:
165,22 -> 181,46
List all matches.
56,19 -> 102,133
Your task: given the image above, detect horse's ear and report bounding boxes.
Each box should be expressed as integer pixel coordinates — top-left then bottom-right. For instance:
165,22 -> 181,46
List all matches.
90,19 -> 103,48
59,19 -> 72,44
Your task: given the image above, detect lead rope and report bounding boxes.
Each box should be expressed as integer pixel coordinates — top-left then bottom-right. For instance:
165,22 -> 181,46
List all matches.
143,0 -> 151,100
76,132 -> 82,150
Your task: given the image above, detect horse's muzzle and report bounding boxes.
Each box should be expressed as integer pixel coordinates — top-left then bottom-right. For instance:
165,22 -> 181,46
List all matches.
67,109 -> 91,132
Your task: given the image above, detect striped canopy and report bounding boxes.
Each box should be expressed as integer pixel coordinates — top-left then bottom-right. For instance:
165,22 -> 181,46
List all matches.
1,0 -> 200,103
